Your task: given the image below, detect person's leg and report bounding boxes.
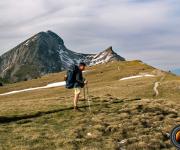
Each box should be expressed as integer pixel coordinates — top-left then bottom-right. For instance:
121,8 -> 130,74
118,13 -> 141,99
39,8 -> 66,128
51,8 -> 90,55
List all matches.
73,88 -> 81,109
73,93 -> 80,108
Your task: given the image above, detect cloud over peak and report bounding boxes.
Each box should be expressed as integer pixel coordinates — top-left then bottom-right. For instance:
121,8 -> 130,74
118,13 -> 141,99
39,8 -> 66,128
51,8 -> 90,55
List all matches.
0,0 -> 180,71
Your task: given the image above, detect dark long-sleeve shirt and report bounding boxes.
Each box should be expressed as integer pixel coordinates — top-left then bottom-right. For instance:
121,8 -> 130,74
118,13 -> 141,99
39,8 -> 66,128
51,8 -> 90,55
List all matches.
73,65 -> 85,88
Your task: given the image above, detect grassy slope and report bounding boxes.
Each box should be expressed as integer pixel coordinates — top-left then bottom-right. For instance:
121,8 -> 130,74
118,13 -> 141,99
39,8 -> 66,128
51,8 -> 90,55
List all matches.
0,60 -> 180,150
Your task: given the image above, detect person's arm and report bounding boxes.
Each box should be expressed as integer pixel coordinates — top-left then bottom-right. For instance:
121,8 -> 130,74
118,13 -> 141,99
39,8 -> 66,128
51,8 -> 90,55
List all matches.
64,74 -> 67,81
75,71 -> 85,85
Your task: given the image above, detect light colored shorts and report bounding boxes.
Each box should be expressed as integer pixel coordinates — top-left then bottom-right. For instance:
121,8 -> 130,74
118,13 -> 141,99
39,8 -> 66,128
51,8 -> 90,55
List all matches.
74,88 -> 81,95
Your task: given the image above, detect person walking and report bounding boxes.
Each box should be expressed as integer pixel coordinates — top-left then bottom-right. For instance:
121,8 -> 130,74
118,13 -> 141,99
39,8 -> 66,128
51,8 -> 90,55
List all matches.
65,62 -> 88,110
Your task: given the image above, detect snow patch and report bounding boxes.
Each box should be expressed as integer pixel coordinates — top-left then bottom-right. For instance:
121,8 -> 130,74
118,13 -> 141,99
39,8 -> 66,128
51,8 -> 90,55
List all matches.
0,81 -> 66,96
90,51 -> 113,65
2,66 -> 9,73
0,70 -> 92,96
120,74 -> 155,81
31,36 -> 38,41
82,70 -> 93,73
46,82 -> 66,88
24,40 -> 30,46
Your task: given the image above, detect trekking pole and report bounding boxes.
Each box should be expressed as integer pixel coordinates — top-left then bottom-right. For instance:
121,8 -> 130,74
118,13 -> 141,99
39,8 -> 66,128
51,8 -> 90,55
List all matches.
83,86 -> 86,101
86,84 -> 91,113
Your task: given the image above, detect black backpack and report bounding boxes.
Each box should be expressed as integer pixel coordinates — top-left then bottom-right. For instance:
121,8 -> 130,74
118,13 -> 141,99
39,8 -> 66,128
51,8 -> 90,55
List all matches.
65,65 -> 78,89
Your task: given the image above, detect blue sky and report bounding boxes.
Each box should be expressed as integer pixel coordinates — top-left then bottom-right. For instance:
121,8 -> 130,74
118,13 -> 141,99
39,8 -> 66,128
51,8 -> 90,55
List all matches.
0,0 -> 180,72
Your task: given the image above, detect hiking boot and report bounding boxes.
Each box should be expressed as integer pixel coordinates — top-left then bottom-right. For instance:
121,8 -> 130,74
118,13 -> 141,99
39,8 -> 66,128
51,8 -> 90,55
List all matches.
74,106 -> 81,112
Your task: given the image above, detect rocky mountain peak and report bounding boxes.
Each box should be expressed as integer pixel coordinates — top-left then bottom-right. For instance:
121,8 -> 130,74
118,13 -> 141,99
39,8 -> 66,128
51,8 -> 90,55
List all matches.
0,31 -> 125,83
104,46 -> 114,53
42,30 -> 64,45
89,46 -> 125,65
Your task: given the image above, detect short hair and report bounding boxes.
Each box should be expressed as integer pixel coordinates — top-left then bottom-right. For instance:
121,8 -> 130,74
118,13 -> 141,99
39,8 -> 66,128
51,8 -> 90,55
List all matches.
79,62 -> 86,66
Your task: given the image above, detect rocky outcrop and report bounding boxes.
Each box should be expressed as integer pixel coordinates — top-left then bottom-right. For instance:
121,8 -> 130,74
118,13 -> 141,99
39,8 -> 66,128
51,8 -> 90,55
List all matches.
0,31 -> 125,82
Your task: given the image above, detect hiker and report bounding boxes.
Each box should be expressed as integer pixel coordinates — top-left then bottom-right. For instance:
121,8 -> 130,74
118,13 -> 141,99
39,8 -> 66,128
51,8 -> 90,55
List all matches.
65,62 -> 88,110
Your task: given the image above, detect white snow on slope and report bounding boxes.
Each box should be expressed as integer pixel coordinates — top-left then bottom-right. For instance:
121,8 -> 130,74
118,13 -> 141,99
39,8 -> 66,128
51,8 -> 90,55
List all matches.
120,74 -> 155,81
2,66 -> 9,73
24,40 -> 30,46
0,81 -> 66,96
45,82 -> 66,88
0,70 -> 93,96
90,51 -> 113,65
82,70 -> 93,73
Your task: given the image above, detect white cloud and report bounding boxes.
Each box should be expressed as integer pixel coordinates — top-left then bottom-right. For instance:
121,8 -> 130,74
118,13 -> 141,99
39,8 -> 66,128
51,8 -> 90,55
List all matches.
0,0 -> 180,71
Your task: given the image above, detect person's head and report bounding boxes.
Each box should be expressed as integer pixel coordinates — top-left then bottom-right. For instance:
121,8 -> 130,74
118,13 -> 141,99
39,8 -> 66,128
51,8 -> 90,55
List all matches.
79,62 -> 86,71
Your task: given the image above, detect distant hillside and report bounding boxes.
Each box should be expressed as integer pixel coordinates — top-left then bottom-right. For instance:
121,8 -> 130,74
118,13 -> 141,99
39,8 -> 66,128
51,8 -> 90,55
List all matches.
172,68 -> 180,75
0,31 -> 125,83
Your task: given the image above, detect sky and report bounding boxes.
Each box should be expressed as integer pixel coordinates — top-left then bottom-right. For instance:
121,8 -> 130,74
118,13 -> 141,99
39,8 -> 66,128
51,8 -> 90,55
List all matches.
0,0 -> 180,72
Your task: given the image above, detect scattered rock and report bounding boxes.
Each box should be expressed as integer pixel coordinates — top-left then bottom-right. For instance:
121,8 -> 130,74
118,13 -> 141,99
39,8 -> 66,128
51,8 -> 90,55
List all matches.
167,113 -> 178,118
118,139 -> 127,144
105,125 -> 118,133
162,132 -> 170,140
87,132 -> 92,136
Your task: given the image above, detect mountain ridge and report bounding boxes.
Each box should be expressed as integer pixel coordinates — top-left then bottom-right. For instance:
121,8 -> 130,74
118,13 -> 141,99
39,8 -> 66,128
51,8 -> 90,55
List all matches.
0,30 -> 125,82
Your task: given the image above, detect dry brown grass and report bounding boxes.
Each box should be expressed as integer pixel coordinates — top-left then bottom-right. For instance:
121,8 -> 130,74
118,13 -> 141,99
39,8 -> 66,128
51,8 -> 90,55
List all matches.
0,96 -> 179,149
0,60 -> 179,149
